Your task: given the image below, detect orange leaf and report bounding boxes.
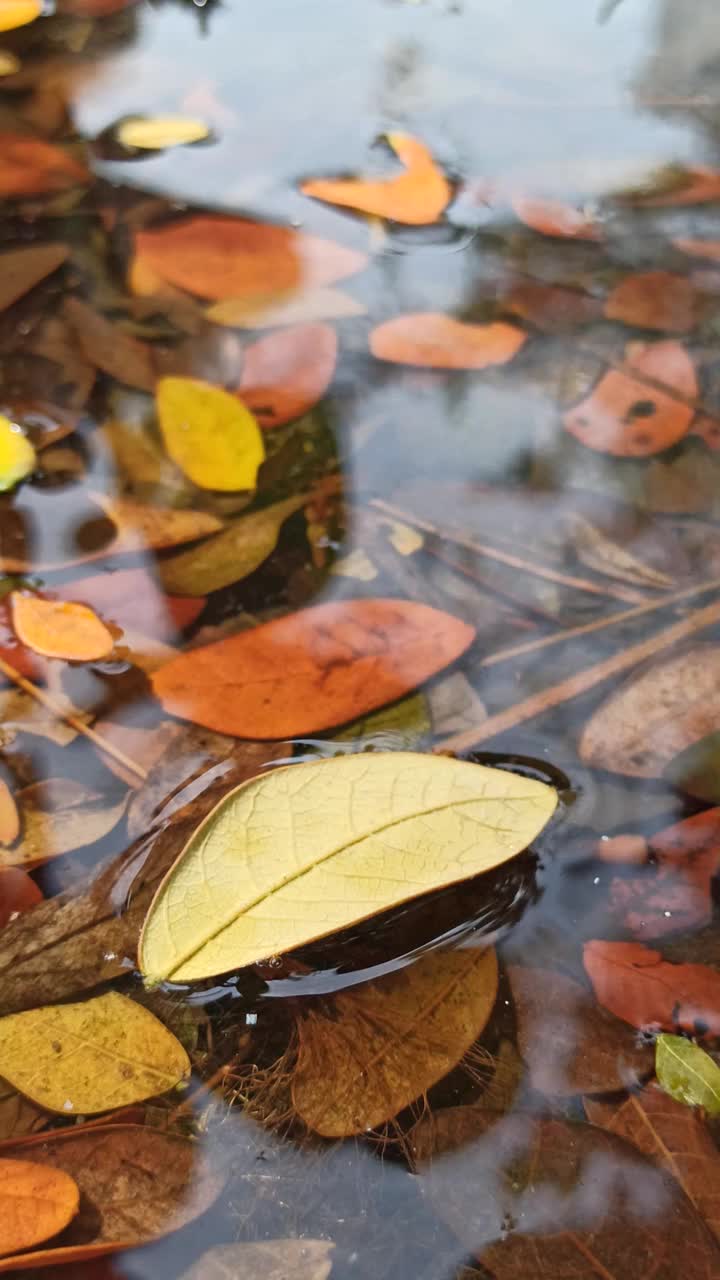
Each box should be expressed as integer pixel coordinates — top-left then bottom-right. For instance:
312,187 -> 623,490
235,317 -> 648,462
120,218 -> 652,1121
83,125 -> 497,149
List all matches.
563,339 -> 697,456
370,313 -> 526,369
55,568 -> 204,640
152,598 -> 475,738
604,271 -> 697,333
0,1158 -> 78,1258
0,868 -> 42,926
0,135 -> 88,198
631,167 -> 720,207
238,323 -> 337,428
11,594 -> 114,661
584,939 -> 720,1034
133,217 -> 367,302
511,196 -> 601,240
674,238 -> 720,262
300,133 -> 450,225
0,783 -> 19,848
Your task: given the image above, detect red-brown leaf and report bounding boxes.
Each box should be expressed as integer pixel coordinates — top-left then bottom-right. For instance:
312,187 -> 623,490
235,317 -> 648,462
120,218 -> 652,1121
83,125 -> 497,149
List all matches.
238,324 -> 337,428
584,939 -> 720,1034
604,272 -> 698,333
0,135 -> 88,198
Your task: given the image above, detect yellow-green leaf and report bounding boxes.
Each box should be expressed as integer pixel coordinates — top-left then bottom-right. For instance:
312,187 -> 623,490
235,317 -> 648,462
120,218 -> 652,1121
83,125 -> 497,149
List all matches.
116,116 -> 210,151
156,377 -> 265,492
139,752 -> 557,982
159,494 -> 307,596
0,416 -> 35,492
0,0 -> 41,33
656,1033 -> 720,1114
0,991 -> 190,1114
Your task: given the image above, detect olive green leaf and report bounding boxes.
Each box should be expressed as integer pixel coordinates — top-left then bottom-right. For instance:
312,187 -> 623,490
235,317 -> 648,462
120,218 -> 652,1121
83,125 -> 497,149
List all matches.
656,1033 -> 720,1115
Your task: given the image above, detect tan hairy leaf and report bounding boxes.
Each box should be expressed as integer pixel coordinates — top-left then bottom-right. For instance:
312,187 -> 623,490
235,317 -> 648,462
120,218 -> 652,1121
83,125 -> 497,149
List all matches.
292,946 -> 498,1136
507,964 -> 653,1095
0,1158 -> 79,1259
151,598 -> 475,737
0,244 -> 68,312
586,1084 -> 720,1242
139,752 -> 556,983
179,1240 -> 335,1280
0,991 -> 189,1114
580,644 -> 720,778
0,1125 -> 224,1271
2,780 -> 127,869
159,495 -> 307,595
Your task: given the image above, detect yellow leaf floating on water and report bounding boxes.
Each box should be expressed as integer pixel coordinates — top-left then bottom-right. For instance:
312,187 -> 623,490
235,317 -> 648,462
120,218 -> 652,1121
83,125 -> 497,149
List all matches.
10,593 -> 114,661
139,752 -> 557,982
156,376 -> 265,492
0,991 -> 190,1114
116,115 -> 210,151
0,417 -> 35,492
0,1159 -> 79,1259
291,946 -> 498,1137
0,0 -> 42,33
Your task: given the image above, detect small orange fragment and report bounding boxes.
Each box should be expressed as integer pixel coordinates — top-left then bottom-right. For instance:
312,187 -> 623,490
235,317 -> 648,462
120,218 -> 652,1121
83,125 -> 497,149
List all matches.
301,133 -> 450,226
0,867 -> 42,926
0,781 -> 19,847
564,340 -> 697,457
370,312 -> 526,369
11,593 -> 114,661
511,196 -> 601,241
604,271 -> 697,333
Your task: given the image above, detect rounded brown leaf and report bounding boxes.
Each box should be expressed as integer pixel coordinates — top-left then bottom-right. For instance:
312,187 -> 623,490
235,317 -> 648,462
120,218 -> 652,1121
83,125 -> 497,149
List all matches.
604,271 -> 697,332
370,313 -> 526,369
0,1158 -> 79,1258
584,939 -> 720,1034
151,598 -> 475,738
238,324 -> 337,428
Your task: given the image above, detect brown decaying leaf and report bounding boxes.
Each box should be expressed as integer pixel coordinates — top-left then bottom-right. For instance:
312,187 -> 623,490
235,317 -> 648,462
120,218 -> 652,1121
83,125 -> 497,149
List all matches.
586,1084 -> 720,1243
584,939 -> 720,1034
503,280 -> 603,332
152,598 -> 475,738
133,216 -> 367,301
0,743 -> 284,1014
237,324 -> 337,428
511,195 -> 602,240
564,339 -> 697,456
291,946 -> 498,1137
604,271 -> 698,332
0,1082 -> 46,1143
0,1125 -> 223,1272
579,644 -> 720,779
179,1240 -> 334,1280
0,1157 -> 79,1259
370,313 -> 526,369
0,244 -> 68,312
0,867 -> 42,926
507,964 -> 653,1095
300,132 -> 450,225
609,809 -> 720,939
63,298 -> 156,392
1,780 -> 127,869
89,493 -> 224,552
0,135 -> 88,197
416,1108 -> 720,1277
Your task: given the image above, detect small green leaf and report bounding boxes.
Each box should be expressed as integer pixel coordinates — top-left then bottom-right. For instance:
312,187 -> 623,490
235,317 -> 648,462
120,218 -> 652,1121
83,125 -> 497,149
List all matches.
656,1033 -> 720,1114
0,416 -> 35,492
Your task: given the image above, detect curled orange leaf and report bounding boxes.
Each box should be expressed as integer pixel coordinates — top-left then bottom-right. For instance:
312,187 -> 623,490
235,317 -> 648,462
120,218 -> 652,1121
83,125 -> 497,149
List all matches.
370,312 -> 526,369
133,217 -> 366,302
11,594 -> 114,661
238,323 -> 338,428
301,133 -> 450,225
0,1158 -> 79,1258
0,135 -> 88,198
511,196 -> 601,240
563,340 -> 697,456
604,271 -> 697,333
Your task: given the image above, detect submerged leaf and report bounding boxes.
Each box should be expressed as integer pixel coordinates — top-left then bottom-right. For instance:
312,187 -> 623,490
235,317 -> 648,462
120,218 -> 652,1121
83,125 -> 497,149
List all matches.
0,416 -> 35,491
605,271 -> 697,332
564,339 -> 697,456
301,133 -> 450,225
0,1125 -> 223,1272
133,216 -> 367,301
10,593 -> 114,661
609,809 -> 720,939
207,286 -> 364,329
0,1158 -> 78,1259
151,598 -> 475,737
0,135 -> 88,197
238,324 -> 337,428
656,1033 -> 720,1115
55,567 -> 204,641
138,752 -> 556,982
292,946 -> 498,1136
370,313 -> 526,369
0,244 -> 68,312
64,298 -> 156,392
665,732 -> 720,803
156,376 -> 264,491
91,492 -> 224,551
2,780 -> 127,869
179,1240 -> 334,1280
116,116 -> 209,150
584,939 -> 720,1034
0,868 -> 41,926
512,195 -> 602,240
0,992 -> 189,1114
159,494 -> 307,596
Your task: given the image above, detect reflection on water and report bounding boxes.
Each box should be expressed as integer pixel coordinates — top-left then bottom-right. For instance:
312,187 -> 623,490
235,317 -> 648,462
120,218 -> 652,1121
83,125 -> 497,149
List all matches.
2,0 -> 720,1277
